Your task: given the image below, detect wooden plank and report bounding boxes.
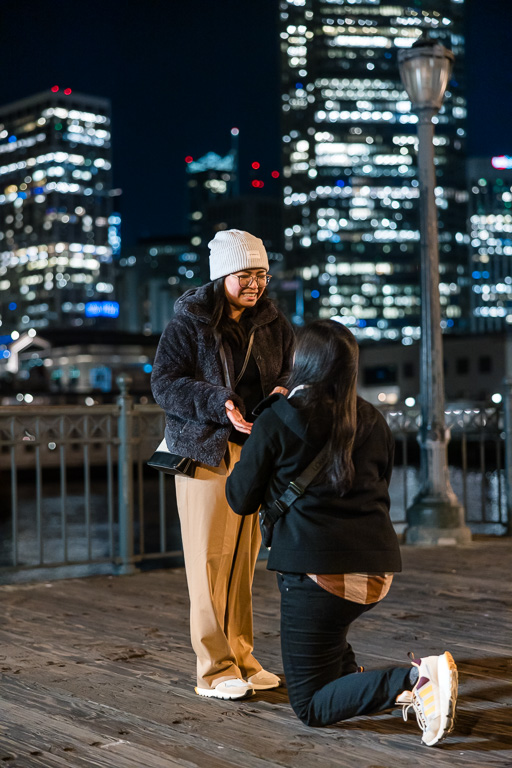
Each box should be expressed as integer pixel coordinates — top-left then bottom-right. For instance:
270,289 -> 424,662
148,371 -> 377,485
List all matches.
0,540 -> 511,767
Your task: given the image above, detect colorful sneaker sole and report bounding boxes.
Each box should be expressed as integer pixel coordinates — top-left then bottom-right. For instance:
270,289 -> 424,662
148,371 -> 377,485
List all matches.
195,685 -> 254,701
423,651 -> 458,746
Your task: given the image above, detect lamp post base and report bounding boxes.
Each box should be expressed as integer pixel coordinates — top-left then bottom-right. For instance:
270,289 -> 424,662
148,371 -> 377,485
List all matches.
405,496 -> 472,546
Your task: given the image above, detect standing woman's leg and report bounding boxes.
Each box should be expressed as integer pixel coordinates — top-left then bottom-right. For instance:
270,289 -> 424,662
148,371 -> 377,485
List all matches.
223,443 -> 262,679
176,456 -> 246,689
278,573 -> 411,726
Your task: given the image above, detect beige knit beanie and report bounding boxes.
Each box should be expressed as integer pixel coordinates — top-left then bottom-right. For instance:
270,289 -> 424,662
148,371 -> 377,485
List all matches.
208,229 -> 269,281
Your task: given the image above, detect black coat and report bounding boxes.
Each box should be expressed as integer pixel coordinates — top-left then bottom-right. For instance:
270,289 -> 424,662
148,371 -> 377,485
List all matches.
151,283 -> 294,466
226,394 -> 401,574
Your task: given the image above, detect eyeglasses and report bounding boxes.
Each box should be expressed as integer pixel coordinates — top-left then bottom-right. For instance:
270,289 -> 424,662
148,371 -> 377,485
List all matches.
232,273 -> 272,288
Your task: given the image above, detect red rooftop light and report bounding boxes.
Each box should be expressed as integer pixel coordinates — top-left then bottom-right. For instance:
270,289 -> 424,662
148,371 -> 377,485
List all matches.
185,156 -> 193,164
51,85 -> 59,93
64,88 -> 72,95
252,179 -> 264,188
251,161 -> 260,170
271,170 -> 280,178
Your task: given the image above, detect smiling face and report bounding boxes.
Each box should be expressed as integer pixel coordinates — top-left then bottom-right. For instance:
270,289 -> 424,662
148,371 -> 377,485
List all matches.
223,268 -> 268,318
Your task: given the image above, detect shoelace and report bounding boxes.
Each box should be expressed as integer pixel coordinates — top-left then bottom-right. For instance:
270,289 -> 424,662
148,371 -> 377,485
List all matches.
401,695 -> 428,732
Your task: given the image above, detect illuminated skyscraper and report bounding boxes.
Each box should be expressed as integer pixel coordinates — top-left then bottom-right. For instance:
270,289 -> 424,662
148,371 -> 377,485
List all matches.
0,88 -> 118,333
280,0 -> 467,341
468,156 -> 512,331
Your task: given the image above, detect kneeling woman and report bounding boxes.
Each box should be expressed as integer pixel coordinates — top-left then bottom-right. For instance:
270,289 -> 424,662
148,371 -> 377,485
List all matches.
226,320 -> 458,747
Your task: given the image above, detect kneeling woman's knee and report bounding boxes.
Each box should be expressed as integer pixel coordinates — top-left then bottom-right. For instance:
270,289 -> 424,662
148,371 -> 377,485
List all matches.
292,701 -> 321,728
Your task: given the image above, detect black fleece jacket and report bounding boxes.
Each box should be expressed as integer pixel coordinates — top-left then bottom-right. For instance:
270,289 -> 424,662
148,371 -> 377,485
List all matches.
151,283 -> 294,467
226,394 -> 401,574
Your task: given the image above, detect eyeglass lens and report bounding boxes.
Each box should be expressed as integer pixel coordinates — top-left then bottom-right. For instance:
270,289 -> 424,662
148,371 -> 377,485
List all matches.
238,275 -> 270,287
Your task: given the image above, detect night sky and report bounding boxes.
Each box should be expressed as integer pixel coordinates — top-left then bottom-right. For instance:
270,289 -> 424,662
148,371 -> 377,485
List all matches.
1,0 -> 512,247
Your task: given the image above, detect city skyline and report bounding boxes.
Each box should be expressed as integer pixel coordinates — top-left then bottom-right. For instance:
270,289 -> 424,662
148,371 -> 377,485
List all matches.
0,90 -> 118,335
280,0 -> 468,341
1,0 -> 511,247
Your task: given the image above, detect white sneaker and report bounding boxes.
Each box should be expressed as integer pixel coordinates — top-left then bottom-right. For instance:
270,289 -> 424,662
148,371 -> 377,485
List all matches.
398,652 -> 458,746
247,670 -> 281,690
195,678 -> 254,700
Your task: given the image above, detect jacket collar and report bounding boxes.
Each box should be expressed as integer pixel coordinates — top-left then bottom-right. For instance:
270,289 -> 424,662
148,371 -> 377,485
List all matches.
174,282 -> 278,327
256,393 -> 380,450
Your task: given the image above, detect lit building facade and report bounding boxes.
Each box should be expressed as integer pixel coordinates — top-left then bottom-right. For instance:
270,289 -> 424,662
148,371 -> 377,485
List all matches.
116,237 -> 201,335
0,88 -> 118,334
280,0 -> 468,341
467,156 -> 512,332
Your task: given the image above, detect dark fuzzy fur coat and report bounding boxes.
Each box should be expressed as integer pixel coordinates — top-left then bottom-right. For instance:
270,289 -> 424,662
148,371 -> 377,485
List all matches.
151,283 -> 295,466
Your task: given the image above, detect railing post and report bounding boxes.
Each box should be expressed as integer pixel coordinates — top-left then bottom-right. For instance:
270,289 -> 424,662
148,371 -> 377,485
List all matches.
504,377 -> 512,536
116,374 -> 137,574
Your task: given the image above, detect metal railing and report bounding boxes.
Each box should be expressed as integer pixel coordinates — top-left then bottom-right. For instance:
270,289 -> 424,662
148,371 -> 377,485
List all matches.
0,375 -> 181,583
382,402 -> 508,536
0,376 -> 510,583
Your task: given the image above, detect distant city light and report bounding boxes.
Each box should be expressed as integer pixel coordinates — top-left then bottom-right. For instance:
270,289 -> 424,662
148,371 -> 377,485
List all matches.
8,302 -> 17,310
491,393 -> 503,404
51,85 -> 59,92
251,161 -> 260,170
491,155 -> 512,170
85,301 -> 120,318
231,127 -> 239,136
64,88 -> 72,95
271,170 -> 280,178
251,179 -> 264,188
405,397 -> 416,407
185,156 -> 193,164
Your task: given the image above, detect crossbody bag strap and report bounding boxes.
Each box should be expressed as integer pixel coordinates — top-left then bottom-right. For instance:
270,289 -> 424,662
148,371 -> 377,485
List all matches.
263,443 -> 330,526
234,329 -> 255,388
215,328 -> 256,390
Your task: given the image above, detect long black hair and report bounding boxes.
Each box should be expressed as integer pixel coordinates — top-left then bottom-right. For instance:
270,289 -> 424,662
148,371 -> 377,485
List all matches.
287,319 -> 359,494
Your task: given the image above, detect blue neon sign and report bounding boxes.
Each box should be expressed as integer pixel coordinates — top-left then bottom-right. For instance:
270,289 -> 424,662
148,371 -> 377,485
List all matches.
85,301 -> 120,318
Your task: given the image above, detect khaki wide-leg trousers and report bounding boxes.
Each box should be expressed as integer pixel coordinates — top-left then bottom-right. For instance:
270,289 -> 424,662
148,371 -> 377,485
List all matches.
175,442 -> 262,689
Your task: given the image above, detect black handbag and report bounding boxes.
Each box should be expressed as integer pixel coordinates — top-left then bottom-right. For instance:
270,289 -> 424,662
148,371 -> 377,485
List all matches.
147,438 -> 197,478
259,444 -> 329,548
148,330 -> 255,478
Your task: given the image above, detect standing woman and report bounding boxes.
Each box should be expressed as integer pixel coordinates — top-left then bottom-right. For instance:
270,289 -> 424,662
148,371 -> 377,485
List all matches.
151,229 -> 294,700
226,320 -> 458,746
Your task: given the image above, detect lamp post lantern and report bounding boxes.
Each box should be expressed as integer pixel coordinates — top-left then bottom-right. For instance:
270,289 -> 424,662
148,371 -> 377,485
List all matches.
398,38 -> 471,546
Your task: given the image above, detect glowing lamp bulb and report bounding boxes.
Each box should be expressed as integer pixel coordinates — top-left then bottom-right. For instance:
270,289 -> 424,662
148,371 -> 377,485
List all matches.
271,170 -> 280,178
64,88 -> 72,95
51,85 -> 59,93
251,161 -> 260,170
185,156 -> 193,164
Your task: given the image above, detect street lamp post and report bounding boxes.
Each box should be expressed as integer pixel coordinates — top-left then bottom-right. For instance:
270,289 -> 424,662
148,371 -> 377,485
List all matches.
398,38 -> 471,546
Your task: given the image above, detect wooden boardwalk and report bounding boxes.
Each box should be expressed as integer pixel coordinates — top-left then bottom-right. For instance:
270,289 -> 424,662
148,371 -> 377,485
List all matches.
0,538 -> 511,768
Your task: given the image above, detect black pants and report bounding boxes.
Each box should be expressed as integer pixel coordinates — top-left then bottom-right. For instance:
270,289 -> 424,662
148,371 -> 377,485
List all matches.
278,572 -> 411,727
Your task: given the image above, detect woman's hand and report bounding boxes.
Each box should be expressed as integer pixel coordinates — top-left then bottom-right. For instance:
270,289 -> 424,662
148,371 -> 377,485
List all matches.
225,400 -> 253,434
270,386 -> 288,396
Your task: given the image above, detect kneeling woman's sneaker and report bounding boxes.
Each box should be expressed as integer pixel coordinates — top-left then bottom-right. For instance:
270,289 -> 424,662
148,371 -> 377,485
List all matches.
195,678 -> 254,700
398,651 -> 458,746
